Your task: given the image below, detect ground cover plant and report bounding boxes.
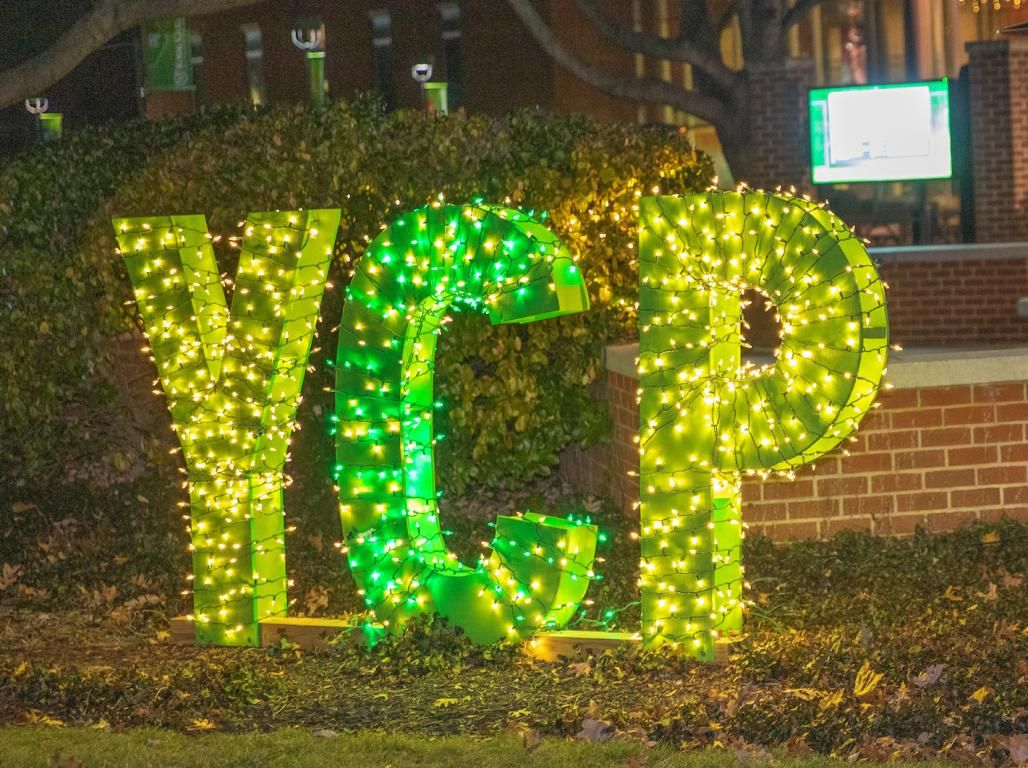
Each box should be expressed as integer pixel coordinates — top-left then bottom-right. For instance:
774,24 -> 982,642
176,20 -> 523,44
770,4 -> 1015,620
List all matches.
0,486 -> 1025,765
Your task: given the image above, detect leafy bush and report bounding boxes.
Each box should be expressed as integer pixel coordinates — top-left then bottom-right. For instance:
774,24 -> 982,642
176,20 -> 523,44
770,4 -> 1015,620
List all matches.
1,100 -> 712,499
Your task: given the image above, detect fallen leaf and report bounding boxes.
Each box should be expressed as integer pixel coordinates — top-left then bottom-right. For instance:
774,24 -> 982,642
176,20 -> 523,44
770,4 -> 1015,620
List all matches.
1002,572 -> 1025,589
569,660 -> 592,678
1004,734 -> 1028,766
0,563 -> 23,591
969,686 -> 991,704
854,661 -> 884,701
911,664 -> 944,688
576,717 -> 616,743
980,530 -> 1001,545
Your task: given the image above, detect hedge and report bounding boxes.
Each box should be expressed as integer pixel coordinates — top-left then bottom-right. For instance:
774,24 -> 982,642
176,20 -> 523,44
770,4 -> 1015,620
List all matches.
0,99 -> 712,499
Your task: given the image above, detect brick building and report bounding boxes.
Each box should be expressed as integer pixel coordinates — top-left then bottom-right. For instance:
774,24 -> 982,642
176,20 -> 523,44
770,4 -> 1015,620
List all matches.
134,0 -> 1028,243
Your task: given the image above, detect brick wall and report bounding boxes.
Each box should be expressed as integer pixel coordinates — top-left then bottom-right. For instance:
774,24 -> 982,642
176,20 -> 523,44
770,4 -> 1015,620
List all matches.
744,58 -> 815,192
877,248 -> 1028,345
560,362 -> 1028,541
968,39 -> 1028,243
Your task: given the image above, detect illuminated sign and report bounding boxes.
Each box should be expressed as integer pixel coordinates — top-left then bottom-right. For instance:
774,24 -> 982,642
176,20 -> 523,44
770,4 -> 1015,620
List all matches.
638,190 -> 888,659
116,191 -> 887,657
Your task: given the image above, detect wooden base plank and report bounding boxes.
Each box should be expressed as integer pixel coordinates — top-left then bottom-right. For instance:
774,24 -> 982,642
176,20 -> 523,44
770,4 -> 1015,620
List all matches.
168,617 -> 739,663
258,616 -> 355,651
168,616 -> 357,651
525,630 -> 641,662
526,630 -> 739,664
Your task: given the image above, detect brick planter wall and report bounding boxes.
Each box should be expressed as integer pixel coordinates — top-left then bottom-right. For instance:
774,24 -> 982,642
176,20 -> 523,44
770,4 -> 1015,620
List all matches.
560,349 -> 1028,540
877,244 -> 1028,345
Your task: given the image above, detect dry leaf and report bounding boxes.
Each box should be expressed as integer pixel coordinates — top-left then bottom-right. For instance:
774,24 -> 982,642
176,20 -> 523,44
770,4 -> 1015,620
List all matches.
969,686 -> 991,704
576,717 -> 616,743
854,662 -> 884,701
911,664 -> 944,688
1004,734 -> 1028,766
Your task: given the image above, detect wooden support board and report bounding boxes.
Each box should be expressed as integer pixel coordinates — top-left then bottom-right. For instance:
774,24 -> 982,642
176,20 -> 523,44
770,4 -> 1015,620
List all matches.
169,617 -> 738,663
170,616 -> 356,651
525,630 -> 735,664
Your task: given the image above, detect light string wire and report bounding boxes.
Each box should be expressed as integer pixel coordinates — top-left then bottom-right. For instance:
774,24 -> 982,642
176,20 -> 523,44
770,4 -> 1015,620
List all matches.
637,189 -> 889,660
333,201 -> 601,644
116,209 -> 341,645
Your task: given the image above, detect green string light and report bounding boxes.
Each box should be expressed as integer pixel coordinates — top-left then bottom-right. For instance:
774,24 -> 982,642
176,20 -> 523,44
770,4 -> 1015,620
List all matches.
335,202 -> 598,644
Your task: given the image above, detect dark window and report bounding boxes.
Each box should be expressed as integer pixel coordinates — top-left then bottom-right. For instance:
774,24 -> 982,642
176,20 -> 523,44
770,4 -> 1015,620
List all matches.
240,23 -> 266,106
190,31 -> 205,106
370,10 -> 395,110
438,2 -> 463,112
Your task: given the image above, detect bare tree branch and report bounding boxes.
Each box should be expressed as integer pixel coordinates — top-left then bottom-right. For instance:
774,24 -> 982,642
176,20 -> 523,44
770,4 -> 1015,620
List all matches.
0,0 -> 262,109
574,0 -> 738,94
504,0 -> 729,127
781,0 -> 824,31
714,3 -> 738,33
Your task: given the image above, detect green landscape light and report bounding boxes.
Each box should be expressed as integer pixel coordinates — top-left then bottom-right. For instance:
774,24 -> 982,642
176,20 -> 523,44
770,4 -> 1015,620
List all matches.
638,190 -> 889,660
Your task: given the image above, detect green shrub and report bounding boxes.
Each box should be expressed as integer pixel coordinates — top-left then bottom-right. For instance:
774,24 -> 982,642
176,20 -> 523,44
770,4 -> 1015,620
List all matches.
1,100 -> 712,498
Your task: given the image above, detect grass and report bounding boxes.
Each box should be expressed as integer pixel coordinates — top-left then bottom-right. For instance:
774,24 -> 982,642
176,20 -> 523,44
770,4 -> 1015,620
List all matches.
0,728 -> 963,768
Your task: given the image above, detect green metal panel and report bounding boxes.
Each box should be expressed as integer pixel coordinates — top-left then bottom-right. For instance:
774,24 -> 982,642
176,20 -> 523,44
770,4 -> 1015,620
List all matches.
116,209 -> 341,645
638,190 -> 888,660
335,203 -> 597,644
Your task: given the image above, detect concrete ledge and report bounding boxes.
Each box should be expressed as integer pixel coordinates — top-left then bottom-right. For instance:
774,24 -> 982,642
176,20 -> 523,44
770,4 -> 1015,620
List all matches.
870,242 -> 1028,264
604,343 -> 1028,391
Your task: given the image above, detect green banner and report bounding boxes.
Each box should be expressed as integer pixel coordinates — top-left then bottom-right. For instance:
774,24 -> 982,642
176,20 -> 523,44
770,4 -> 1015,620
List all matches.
145,18 -> 193,91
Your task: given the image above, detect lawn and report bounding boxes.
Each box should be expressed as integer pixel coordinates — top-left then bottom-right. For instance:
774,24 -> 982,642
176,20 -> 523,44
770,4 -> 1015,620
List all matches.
0,490 -> 1026,765
0,728 -> 967,768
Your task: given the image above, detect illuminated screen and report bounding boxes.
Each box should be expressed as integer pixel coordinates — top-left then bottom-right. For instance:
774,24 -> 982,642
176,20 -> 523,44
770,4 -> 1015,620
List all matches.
809,80 -> 953,184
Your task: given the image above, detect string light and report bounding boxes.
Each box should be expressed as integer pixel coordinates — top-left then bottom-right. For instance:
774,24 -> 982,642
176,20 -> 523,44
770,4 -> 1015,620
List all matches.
959,0 -> 1022,12
334,202 -> 599,644
115,209 -> 341,646
638,189 -> 889,660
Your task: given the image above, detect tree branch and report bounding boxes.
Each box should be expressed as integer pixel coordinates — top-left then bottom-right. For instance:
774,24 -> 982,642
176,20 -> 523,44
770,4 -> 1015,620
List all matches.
715,3 -> 738,33
781,0 -> 824,31
0,0 -> 263,109
504,0 -> 729,127
573,0 -> 738,94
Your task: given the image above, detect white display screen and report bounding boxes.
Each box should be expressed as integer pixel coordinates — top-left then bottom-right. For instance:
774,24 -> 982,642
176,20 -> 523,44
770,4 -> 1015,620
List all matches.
810,80 -> 953,184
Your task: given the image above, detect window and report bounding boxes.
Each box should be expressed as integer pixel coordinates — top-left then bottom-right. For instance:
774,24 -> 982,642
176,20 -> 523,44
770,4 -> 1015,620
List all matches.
240,22 -> 266,107
190,31 -> 204,105
370,10 -> 395,110
438,2 -> 463,112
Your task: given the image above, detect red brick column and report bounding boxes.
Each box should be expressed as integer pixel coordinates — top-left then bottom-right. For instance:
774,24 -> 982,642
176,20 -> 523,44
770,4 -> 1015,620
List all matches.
967,39 -> 1028,243
743,58 -> 815,192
